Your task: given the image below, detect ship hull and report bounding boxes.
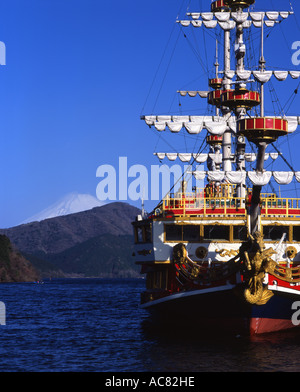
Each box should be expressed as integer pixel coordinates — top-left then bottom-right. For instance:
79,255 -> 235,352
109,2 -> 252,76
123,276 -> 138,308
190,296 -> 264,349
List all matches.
141,286 -> 300,336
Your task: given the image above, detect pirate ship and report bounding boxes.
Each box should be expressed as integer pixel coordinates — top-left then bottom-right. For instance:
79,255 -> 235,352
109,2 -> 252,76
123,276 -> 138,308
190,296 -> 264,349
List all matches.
133,0 -> 300,335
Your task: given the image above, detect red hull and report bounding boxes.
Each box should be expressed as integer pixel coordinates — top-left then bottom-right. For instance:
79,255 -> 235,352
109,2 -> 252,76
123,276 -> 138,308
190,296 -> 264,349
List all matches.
141,285 -> 300,336
249,317 -> 298,335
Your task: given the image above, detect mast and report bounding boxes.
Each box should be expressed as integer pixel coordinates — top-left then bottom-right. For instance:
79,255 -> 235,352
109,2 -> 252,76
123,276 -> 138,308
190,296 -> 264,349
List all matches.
215,40 -> 220,117
259,13 -> 265,117
250,14 -> 266,233
233,3 -> 247,200
222,24 -> 232,173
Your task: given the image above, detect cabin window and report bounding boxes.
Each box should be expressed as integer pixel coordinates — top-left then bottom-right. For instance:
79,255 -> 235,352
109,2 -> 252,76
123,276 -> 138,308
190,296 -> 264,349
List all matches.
293,226 -> 300,242
182,225 -> 200,241
144,224 -> 152,243
203,225 -> 230,241
134,223 -> 152,243
263,225 -> 289,241
233,226 -> 248,241
135,226 -> 143,243
165,225 -> 182,241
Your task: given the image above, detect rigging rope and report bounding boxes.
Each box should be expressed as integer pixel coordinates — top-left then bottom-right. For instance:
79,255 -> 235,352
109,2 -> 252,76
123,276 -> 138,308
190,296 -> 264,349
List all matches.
140,0 -> 189,115
283,80 -> 300,113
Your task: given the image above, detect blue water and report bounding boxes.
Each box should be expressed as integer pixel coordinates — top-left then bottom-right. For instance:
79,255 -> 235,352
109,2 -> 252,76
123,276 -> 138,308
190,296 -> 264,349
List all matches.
0,278 -> 300,372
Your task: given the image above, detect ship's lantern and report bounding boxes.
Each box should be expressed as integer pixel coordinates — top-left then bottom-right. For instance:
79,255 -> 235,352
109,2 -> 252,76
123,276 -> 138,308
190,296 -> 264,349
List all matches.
237,117 -> 288,144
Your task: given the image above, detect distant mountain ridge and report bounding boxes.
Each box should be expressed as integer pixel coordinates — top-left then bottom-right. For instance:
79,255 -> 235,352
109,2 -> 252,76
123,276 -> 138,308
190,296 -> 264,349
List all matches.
21,192 -> 105,224
0,202 -> 141,278
1,202 -> 140,255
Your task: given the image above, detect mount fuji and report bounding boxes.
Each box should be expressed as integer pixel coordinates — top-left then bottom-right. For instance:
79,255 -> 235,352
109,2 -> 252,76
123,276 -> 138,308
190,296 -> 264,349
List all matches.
21,192 -> 106,224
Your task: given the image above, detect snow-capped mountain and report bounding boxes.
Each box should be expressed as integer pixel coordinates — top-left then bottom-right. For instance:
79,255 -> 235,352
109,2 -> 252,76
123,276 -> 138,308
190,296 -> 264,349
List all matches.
21,192 -> 105,224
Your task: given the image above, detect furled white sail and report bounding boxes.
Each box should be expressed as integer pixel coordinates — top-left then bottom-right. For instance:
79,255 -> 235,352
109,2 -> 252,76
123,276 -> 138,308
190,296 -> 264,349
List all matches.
280,12 -> 290,19
193,153 -> 208,163
201,12 -> 214,21
154,151 -> 279,164
214,12 -> 230,22
270,153 -> 279,160
248,171 -> 272,186
189,12 -> 201,20
203,20 -> 218,28
191,171 -> 300,186
204,120 -> 227,136
218,20 -> 236,30
265,21 -> 275,27
207,171 -> 225,182
273,171 -> 294,185
193,171 -> 206,181
167,121 -> 183,133
143,116 -> 231,136
191,20 -> 202,27
286,116 -> 299,133
225,70 -> 235,79
225,171 -> 246,185
155,153 -> 166,160
274,71 -> 289,81
219,70 -> 300,83
144,115 -> 156,126
231,12 -> 249,23
252,71 -> 273,83
178,91 -> 208,98
166,153 -> 177,161
290,71 -> 300,79
242,20 -> 252,29
178,153 -> 192,162
184,122 -> 203,134
155,121 -> 168,132
237,70 -> 252,80
249,12 -> 265,21
179,20 -> 191,27
184,11 -> 291,23
266,12 -> 279,20
178,11 -> 292,31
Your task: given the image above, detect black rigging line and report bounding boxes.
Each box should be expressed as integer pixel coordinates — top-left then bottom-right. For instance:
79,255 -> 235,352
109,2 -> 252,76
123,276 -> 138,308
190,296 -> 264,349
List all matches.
141,0 -> 189,115
271,140 -> 299,198
150,130 -> 208,214
283,80 -> 300,113
271,142 -> 296,172
180,27 -> 209,74
140,22 -> 177,116
152,28 -> 182,114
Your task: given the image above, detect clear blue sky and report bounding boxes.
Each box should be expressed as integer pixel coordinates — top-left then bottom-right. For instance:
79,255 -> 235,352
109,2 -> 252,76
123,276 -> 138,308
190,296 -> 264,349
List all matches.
0,0 -> 299,227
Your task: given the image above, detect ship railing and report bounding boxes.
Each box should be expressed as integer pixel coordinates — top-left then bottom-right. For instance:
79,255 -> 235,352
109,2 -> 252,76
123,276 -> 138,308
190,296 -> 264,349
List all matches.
161,190 -> 300,218
261,197 -> 300,218
162,193 -> 246,217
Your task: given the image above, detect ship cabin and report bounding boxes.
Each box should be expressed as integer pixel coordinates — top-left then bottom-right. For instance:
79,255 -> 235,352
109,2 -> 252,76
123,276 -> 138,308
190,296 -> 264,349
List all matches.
132,183 -> 300,303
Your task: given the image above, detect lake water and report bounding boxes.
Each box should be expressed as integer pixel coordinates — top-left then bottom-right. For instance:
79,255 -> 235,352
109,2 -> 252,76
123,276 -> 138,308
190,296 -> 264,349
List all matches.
0,278 -> 299,372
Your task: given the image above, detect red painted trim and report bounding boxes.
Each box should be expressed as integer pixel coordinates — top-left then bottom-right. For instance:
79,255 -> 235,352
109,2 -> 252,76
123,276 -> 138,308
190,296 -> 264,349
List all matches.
250,317 -> 297,335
